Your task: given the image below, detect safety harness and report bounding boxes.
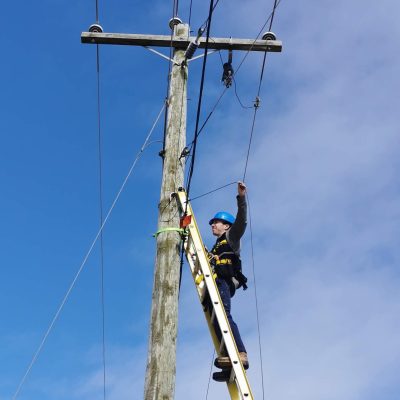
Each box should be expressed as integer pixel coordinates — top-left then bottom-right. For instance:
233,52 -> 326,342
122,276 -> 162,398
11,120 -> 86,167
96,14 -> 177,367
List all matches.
209,233 -> 248,295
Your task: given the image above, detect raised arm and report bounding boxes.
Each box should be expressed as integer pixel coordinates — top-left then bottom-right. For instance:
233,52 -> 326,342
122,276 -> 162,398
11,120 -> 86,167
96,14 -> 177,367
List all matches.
226,182 -> 247,253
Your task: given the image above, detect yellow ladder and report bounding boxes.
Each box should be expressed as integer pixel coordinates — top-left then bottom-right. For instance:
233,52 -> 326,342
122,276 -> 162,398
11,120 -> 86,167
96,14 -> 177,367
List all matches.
175,189 -> 254,400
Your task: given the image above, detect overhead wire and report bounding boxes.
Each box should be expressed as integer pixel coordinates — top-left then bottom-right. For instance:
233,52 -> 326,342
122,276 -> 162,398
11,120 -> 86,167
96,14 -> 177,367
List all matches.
247,193 -> 266,399
95,43 -> 107,400
217,50 -> 253,109
188,181 -> 237,202
186,0 -> 282,150
186,0 -> 216,200
241,1 -> 280,397
182,1 -> 282,396
243,0 -> 280,181
188,0 -> 193,26
11,103 -> 166,400
205,349 -> 216,399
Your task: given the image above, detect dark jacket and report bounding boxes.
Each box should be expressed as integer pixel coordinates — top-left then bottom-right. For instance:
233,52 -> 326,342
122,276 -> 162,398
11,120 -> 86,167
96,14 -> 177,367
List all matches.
211,195 -> 248,294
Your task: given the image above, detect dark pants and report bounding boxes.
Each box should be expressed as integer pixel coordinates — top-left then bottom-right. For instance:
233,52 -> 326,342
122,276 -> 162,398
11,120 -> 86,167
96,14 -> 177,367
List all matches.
215,278 -> 246,353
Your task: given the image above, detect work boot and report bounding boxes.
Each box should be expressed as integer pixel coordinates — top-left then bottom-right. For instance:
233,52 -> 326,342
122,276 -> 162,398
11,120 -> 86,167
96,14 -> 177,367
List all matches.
214,352 -> 249,370
212,369 -> 232,382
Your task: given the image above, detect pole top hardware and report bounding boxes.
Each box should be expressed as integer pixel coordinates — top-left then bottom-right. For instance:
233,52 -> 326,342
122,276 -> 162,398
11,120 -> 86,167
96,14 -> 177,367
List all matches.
262,31 -> 276,41
89,23 -> 103,33
169,17 -> 183,30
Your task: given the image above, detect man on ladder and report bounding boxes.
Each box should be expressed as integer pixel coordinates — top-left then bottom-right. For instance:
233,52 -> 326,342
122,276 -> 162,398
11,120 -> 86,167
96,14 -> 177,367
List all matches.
208,181 -> 249,380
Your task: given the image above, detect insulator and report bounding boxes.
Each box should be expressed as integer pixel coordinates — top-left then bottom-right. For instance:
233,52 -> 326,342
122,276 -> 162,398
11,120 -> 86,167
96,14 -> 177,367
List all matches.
262,31 -> 276,41
185,41 -> 199,60
89,23 -> 103,33
169,17 -> 183,30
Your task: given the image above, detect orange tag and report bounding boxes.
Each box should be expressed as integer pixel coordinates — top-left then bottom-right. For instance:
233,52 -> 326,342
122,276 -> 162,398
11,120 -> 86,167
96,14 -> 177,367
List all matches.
180,215 -> 192,228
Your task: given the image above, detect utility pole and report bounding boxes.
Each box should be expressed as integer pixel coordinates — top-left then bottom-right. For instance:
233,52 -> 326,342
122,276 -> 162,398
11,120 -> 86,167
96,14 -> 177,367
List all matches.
82,19 -> 281,400
142,22 -> 188,400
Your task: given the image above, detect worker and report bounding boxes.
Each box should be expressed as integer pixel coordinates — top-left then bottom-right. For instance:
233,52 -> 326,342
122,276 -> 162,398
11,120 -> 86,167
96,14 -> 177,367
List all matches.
208,181 -> 249,377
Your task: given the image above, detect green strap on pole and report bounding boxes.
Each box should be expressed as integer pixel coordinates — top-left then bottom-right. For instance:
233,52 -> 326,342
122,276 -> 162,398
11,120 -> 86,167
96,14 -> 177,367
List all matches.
153,227 -> 186,237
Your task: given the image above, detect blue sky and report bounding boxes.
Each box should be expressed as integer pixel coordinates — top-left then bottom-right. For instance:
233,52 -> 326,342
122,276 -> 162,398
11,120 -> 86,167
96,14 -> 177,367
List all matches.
1,0 -> 399,399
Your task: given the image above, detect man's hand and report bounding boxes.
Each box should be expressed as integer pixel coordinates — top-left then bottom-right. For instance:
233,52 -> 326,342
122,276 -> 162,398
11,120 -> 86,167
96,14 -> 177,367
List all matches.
238,181 -> 247,197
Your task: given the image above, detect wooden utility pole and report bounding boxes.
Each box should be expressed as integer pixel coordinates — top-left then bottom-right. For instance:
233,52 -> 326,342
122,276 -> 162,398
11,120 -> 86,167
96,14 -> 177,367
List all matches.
82,20 -> 281,400
143,22 -> 188,400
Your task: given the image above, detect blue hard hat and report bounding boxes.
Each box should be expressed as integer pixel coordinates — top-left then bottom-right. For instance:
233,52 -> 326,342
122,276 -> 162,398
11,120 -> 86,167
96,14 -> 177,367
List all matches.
209,211 -> 235,225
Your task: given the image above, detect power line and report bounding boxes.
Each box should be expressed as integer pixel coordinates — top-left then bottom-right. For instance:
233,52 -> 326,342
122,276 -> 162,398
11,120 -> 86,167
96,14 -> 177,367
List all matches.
95,43 -> 107,400
243,0 -> 281,181
186,0 -> 216,200
205,349 -> 216,399
188,0 -> 193,26
241,2 -> 282,397
11,103 -> 166,400
247,193 -> 266,399
186,0 -> 283,150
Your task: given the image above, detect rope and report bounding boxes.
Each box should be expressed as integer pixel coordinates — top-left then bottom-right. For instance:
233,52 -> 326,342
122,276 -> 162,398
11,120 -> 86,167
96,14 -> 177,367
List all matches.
11,103 -> 165,400
95,43 -> 107,400
188,181 -> 237,202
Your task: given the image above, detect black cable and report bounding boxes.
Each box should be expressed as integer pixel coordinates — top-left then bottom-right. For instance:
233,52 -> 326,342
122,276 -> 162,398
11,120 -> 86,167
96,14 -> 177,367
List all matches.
95,0 -> 99,22
188,0 -> 193,26
95,44 -> 107,400
186,0 -> 215,201
234,78 -> 254,109
269,0 -> 279,30
179,0 -> 217,300
256,0 -> 279,99
200,0 -> 221,31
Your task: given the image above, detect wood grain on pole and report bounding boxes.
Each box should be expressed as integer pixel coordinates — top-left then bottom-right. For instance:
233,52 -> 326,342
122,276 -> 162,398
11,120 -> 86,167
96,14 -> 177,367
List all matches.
143,23 -> 188,400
